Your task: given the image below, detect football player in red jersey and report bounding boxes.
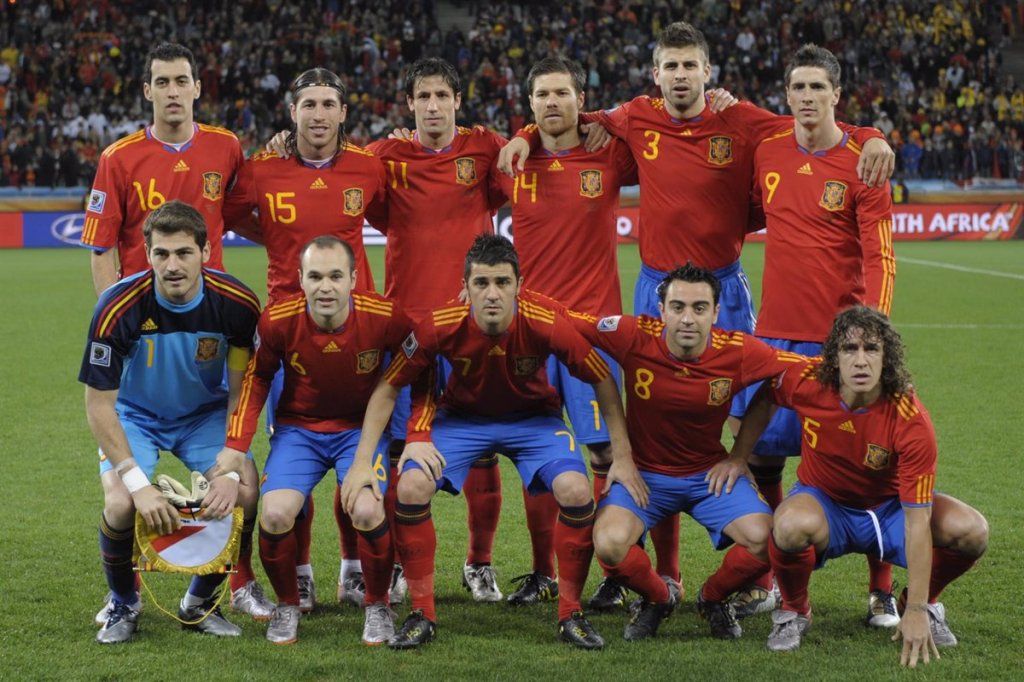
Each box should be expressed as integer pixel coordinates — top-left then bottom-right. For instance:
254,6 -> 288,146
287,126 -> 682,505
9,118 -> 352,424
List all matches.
749,44 -> 899,625
82,43 -> 243,294
343,235 -> 641,651
218,236 -> 409,645
499,23 -> 896,607
573,263 -> 807,641
495,56 -> 637,607
739,307 -> 987,666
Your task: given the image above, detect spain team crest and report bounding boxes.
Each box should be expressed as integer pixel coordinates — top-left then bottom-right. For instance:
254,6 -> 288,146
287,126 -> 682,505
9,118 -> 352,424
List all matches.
707,136 -> 733,165
455,157 -> 477,185
513,356 -> 541,376
707,378 -> 733,406
343,188 -> 364,216
864,443 -> 892,470
356,349 -> 381,374
579,170 -> 604,198
819,180 -> 848,212
202,172 -> 223,201
195,337 -> 220,362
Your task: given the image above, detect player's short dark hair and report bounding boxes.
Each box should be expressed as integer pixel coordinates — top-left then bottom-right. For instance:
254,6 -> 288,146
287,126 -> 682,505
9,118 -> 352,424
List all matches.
654,22 -> 709,66
656,261 -> 721,305
404,58 -> 461,99
817,306 -> 912,398
785,44 -> 842,89
299,235 -> 356,274
464,234 -> 520,281
527,57 -> 586,97
287,68 -> 348,157
142,200 -> 207,250
144,43 -> 199,84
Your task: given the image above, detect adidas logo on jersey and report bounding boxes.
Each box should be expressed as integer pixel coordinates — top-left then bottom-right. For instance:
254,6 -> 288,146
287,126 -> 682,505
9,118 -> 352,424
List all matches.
548,160 -> 565,172
141,318 -> 158,331
322,341 -> 342,353
173,160 -> 190,173
679,129 -> 693,136
310,177 -> 328,190
797,163 -> 813,175
839,420 -> 856,433
488,345 -> 506,356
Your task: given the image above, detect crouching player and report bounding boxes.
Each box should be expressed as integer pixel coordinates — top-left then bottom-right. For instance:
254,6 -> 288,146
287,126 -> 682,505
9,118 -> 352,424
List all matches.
217,236 -> 408,645
572,263 -> 807,641
751,307 -> 987,666
345,234 -> 639,650
81,201 -> 262,644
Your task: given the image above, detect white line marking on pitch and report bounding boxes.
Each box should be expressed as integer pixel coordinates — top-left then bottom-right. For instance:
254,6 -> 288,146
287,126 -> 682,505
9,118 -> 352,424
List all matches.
900,257 -> 1024,281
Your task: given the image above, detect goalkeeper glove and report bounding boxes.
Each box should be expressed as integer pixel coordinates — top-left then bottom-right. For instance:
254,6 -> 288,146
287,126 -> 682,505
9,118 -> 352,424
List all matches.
155,471 -> 210,507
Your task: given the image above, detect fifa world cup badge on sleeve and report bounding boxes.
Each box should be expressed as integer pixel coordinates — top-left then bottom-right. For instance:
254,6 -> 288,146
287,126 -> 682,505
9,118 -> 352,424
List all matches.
402,332 -> 419,358
597,316 -> 621,332
88,189 -> 107,214
90,342 -> 112,367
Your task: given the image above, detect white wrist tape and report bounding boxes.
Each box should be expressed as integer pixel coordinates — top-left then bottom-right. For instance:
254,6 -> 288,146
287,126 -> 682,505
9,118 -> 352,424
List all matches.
224,471 -> 241,482
120,466 -> 151,494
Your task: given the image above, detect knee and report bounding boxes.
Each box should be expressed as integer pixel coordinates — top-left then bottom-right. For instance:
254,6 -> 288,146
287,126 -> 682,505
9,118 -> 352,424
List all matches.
552,473 -> 592,508
259,504 -> 295,534
397,470 -> 434,505
350,493 -> 385,530
742,517 -> 772,558
771,509 -> 812,551
942,504 -> 990,557
592,520 -> 630,566
103,484 -> 135,528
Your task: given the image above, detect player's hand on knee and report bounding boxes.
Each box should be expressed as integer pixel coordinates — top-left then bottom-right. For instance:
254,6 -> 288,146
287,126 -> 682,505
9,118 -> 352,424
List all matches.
267,130 -> 290,157
202,474 -> 240,520
497,137 -> 531,177
858,138 -> 896,188
893,609 -> 938,668
341,462 -> 381,515
607,457 -> 649,508
580,122 -> 611,152
134,486 -> 181,535
707,88 -> 739,112
398,442 -> 446,481
705,458 -> 751,497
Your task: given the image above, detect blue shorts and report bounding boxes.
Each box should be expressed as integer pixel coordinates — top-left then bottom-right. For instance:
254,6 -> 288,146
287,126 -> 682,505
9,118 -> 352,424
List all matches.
546,349 -> 622,446
403,412 -> 588,496
600,469 -> 771,550
733,338 -> 822,456
262,425 -> 390,497
391,356 -> 448,442
788,481 -> 912,569
98,404 -> 250,477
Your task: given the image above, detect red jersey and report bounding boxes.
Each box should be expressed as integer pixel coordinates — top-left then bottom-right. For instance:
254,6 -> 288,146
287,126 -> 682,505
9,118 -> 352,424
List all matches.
226,291 -> 409,449
222,144 -> 386,304
383,291 -> 610,441
82,124 -> 244,276
516,99 -> 883,272
771,360 -> 936,509
367,126 -> 507,320
753,130 -> 896,342
576,314 -> 806,477
496,138 -> 637,315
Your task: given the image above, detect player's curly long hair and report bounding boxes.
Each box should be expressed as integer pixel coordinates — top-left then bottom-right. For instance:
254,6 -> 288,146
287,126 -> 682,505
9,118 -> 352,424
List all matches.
286,68 -> 348,158
817,306 -> 913,400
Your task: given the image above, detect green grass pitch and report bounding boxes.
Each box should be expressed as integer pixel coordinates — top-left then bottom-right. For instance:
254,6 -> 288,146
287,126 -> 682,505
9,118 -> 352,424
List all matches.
1,241 -> 1021,679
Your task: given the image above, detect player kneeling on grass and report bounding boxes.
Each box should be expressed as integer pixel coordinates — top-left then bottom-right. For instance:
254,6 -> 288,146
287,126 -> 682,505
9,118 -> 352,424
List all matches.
80,201 -> 262,644
346,234 -> 637,651
571,263 -> 808,641
740,306 -> 988,666
217,236 -> 410,645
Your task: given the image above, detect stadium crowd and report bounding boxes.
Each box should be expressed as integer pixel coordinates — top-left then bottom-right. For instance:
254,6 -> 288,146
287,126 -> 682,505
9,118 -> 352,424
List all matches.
0,0 -> 1022,187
